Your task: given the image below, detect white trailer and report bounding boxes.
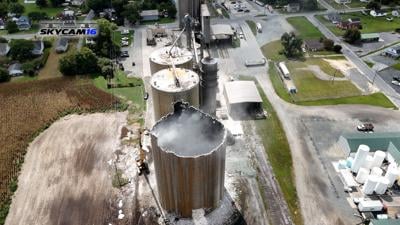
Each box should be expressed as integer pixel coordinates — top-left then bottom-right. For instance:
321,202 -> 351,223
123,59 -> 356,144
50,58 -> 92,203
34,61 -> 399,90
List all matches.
278,62 -> 290,79
358,200 -> 383,212
255,0 -> 265,6
256,22 -> 262,33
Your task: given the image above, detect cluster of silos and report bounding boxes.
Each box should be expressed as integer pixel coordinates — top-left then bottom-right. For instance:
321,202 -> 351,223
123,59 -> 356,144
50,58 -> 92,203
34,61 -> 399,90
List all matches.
150,103 -> 227,217
351,144 -> 400,195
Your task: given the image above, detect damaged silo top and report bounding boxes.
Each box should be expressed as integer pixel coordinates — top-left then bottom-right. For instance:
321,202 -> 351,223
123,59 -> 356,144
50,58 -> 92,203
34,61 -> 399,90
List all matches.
151,68 -> 199,93
150,46 -> 193,67
150,102 -> 227,217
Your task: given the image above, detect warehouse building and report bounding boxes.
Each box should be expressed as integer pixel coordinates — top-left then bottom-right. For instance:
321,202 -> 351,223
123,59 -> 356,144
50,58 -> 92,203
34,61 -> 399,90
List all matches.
223,81 -> 263,119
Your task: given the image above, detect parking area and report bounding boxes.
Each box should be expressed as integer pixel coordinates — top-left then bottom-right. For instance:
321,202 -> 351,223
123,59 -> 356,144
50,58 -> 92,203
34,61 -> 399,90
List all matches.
379,67 -> 400,94
348,32 -> 400,56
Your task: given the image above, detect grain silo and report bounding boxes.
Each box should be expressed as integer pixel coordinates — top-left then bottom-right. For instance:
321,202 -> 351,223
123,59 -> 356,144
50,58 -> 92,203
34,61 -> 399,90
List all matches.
150,102 -> 227,217
149,46 -> 193,74
151,68 -> 200,121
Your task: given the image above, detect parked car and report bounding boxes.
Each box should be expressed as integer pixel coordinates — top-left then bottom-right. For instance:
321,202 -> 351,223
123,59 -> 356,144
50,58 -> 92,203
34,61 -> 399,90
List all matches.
121,41 -> 129,46
357,123 -> 374,132
393,76 -> 400,82
121,29 -> 129,35
392,80 -> 400,86
132,61 -> 136,66
244,9 -> 250,13
121,37 -> 129,41
120,51 -> 129,57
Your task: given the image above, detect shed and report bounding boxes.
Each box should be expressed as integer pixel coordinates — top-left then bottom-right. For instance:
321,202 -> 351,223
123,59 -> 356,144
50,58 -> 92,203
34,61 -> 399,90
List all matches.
304,39 -> 324,52
361,33 -> 379,42
223,81 -> 263,119
0,43 -> 10,56
211,24 -> 234,40
55,38 -> 69,53
8,63 -> 23,76
140,10 -> 159,21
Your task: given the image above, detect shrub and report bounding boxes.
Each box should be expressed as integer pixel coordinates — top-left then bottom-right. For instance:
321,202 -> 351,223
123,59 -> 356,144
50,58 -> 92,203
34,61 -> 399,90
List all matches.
6,21 -> 18,34
0,67 -> 10,82
43,40 -> 52,48
333,44 -> 342,53
0,37 -> 7,43
22,61 -> 37,76
40,48 -> 50,67
323,38 -> 334,51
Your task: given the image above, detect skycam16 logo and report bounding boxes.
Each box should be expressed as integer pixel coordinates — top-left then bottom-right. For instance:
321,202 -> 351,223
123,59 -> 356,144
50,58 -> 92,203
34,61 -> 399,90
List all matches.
38,21 -> 98,37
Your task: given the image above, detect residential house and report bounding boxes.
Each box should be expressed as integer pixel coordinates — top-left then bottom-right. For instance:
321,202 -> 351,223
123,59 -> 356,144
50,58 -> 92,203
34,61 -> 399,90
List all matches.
16,16 -> 31,30
55,38 -> 68,53
286,3 -> 300,13
335,0 -> 350,3
31,40 -> 44,56
304,39 -> 324,52
8,63 -> 23,76
327,12 -> 341,24
337,18 -> 361,30
0,43 -> 10,56
100,8 -> 116,21
370,10 -> 387,17
384,46 -> 400,58
140,10 -> 159,21
361,33 -> 379,42
0,19 -> 5,30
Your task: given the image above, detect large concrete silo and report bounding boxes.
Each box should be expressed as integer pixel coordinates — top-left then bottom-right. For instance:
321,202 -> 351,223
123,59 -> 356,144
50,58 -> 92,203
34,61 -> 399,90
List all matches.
149,46 -> 193,74
150,102 -> 227,217
151,68 -> 200,121
178,0 -> 201,28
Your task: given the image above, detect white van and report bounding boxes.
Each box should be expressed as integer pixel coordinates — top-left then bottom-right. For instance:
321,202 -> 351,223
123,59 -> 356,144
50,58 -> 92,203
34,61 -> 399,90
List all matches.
256,23 -> 262,33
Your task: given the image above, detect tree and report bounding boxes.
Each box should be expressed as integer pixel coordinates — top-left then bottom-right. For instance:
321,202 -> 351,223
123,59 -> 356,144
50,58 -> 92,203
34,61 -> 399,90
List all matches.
0,37 -> 7,43
366,1 -> 381,10
86,0 -> 109,12
28,12 -> 49,21
302,0 -> 318,11
281,32 -> 303,58
158,0 -> 177,18
9,39 -> 34,61
343,28 -> 361,44
323,38 -> 334,51
333,44 -> 342,53
59,47 -> 99,76
90,19 -> 120,57
6,21 -> 19,34
49,0 -> 63,7
36,0 -> 47,8
8,3 -> 25,15
97,57 -> 113,76
0,68 -> 10,83
122,2 -> 141,24
0,2 -> 8,18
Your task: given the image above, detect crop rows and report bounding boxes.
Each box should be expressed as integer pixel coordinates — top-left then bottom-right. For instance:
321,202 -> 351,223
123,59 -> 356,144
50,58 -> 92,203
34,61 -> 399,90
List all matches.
0,77 -> 121,213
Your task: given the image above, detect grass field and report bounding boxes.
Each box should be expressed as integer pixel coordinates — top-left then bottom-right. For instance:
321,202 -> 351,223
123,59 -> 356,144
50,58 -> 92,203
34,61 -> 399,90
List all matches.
269,62 -> 396,108
92,71 -> 145,110
392,62 -> 400,70
241,76 -> 303,225
0,78 -> 123,225
19,0 -> 64,17
140,17 -> 175,25
246,20 -> 257,36
324,0 -> 367,9
316,13 -> 400,36
287,16 -> 324,39
261,40 -> 285,61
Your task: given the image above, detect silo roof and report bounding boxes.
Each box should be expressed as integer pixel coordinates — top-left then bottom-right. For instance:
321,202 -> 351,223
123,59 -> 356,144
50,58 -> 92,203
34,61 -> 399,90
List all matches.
151,68 -> 199,93
150,46 -> 193,66
224,81 -> 263,104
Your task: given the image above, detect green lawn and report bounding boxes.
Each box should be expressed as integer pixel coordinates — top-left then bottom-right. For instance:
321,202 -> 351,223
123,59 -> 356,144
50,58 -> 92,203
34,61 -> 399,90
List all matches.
287,16 -> 324,39
92,71 -> 145,110
10,76 -> 37,82
393,62 -> 400,70
19,0 -> 64,17
246,20 -> 257,36
140,17 -> 175,25
261,40 -> 285,61
269,62 -> 396,108
316,13 -> 400,36
240,76 -> 303,225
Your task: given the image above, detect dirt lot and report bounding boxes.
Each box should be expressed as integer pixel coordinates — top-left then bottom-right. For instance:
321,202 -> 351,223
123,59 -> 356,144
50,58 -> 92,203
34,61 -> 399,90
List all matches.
5,112 -> 127,225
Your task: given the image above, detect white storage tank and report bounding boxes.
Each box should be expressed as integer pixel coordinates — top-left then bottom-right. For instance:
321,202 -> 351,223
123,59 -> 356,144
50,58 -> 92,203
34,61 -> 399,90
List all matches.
151,68 -> 200,121
371,167 -> 383,177
356,168 -> 369,184
371,150 -> 386,168
351,145 -> 370,173
362,175 -> 379,195
346,157 -> 353,168
374,177 -> 390,195
385,164 -> 399,187
362,155 -> 374,170
149,47 -> 193,74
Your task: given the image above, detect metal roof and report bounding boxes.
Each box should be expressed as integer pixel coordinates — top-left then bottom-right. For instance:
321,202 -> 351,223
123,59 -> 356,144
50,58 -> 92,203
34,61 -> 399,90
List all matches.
370,219 -> 400,225
224,81 -> 262,104
201,4 -> 210,17
211,24 -> 234,36
140,10 -> 159,17
361,33 -> 379,39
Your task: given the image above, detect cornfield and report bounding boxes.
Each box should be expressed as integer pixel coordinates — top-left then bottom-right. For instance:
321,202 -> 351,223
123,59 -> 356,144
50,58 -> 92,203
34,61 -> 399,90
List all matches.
0,77 -> 122,215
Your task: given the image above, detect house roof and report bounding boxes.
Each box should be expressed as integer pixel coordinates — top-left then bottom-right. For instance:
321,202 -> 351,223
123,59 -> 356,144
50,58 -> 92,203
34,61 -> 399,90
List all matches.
304,39 -> 324,49
361,33 -> 379,39
18,16 -> 29,23
32,40 -> 43,51
211,24 -> 234,39
0,43 -> 9,55
140,10 -> 159,17
8,63 -> 22,71
224,81 -> 262,104
56,38 -> 68,47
